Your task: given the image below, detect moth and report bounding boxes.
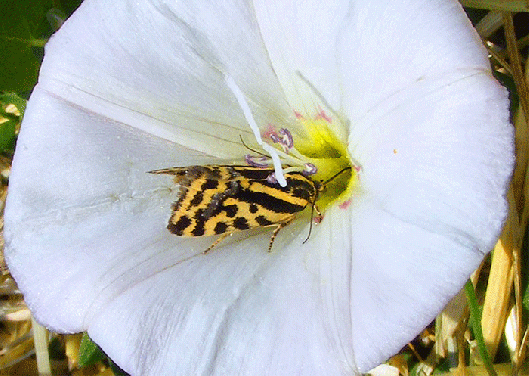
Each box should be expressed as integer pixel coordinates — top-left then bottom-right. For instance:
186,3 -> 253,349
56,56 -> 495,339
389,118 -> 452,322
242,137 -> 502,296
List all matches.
150,165 -> 349,253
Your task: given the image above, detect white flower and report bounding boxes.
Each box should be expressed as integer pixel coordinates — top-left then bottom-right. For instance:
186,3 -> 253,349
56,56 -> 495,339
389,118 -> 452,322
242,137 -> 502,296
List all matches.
4,0 -> 513,375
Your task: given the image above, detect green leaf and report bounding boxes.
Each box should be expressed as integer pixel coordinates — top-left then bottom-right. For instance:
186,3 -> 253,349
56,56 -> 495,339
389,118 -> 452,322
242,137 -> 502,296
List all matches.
0,0 -> 82,94
0,0 -> 51,93
0,117 -> 18,153
78,333 -> 106,367
465,281 -> 498,376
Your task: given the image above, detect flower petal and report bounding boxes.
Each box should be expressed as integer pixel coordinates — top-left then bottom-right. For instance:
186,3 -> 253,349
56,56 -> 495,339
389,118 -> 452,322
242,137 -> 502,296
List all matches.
85,213 -> 357,375
352,73 -> 512,253
5,89 -> 216,331
253,0 -> 350,112
337,0 -> 492,120
254,0 -> 492,133
38,0 -> 294,157
347,72 -> 512,371
255,0 -> 513,371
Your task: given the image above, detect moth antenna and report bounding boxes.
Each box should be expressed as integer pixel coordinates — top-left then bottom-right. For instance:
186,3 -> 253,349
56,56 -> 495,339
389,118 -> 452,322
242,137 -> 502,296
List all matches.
239,135 -> 269,157
322,166 -> 353,186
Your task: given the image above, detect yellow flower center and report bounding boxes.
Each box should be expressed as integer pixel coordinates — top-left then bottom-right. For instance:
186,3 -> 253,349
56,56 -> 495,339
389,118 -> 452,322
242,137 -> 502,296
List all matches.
224,73 -> 357,211
256,110 -> 358,211
292,113 -> 357,210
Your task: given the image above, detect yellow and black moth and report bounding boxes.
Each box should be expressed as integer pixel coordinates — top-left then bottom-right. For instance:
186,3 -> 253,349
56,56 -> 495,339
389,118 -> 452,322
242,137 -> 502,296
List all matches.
150,165 -> 348,253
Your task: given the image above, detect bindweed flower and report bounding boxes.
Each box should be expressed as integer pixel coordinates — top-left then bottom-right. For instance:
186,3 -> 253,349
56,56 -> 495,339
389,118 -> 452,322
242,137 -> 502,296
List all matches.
4,0 -> 513,375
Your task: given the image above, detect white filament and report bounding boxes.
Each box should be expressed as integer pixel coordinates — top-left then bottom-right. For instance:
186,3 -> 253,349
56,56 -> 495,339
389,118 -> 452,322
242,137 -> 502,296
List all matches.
224,74 -> 287,187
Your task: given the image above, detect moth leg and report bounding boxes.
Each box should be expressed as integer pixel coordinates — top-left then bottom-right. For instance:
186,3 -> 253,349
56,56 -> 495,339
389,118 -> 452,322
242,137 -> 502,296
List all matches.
268,219 -> 293,252
203,232 -> 230,254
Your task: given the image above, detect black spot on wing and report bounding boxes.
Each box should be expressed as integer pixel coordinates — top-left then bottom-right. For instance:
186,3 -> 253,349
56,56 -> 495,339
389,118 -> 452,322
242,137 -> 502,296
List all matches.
293,186 -> 313,201
189,192 -> 203,207
214,222 -> 228,234
285,176 -> 317,201
192,220 -> 205,236
202,179 -> 219,190
255,215 -> 273,226
206,167 -> 222,179
224,205 -> 238,217
233,167 -> 274,180
249,203 -> 259,213
168,215 -> 191,236
234,217 -> 250,230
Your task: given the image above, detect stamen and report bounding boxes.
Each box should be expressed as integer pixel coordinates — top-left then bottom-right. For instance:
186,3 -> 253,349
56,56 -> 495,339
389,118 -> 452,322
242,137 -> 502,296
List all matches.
245,155 -> 271,168
279,128 -> 294,149
269,127 -> 294,153
281,166 -> 301,175
303,163 -> 317,176
266,173 -> 278,184
270,133 -> 280,143
225,74 -> 287,187
262,126 -> 308,166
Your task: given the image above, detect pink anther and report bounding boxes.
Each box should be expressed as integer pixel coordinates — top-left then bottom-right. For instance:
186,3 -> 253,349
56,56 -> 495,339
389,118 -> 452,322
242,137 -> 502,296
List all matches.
278,128 -> 294,149
245,155 -> 270,168
303,163 -> 317,176
266,173 -> 278,184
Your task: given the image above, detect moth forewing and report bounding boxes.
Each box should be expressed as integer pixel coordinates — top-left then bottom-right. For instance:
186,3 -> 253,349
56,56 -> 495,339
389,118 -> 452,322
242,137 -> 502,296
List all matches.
149,165 -> 320,252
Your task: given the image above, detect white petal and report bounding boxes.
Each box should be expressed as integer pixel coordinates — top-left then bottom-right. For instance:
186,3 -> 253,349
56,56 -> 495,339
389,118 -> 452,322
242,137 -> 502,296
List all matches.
254,0 -> 491,129
256,0 -> 513,371
337,0 -> 491,120
347,72 -> 512,371
354,73 -> 512,251
253,0 -> 350,112
5,89 -> 215,331
86,214 -> 360,375
348,202 -> 480,370
38,0 -> 294,157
